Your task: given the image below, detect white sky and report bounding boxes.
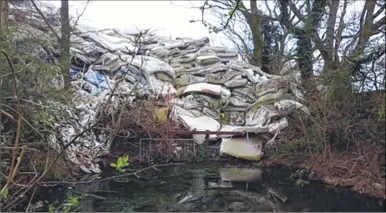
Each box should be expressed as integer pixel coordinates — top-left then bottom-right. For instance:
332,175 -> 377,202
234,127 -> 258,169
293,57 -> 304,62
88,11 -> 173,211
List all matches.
42,0 -> 232,47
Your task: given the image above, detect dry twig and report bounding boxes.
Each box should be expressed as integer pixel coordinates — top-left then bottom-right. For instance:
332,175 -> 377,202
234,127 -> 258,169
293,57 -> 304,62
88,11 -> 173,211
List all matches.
1,49 -> 24,197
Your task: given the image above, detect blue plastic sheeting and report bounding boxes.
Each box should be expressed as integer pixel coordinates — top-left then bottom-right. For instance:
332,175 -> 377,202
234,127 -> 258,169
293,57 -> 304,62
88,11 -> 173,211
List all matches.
83,69 -> 110,95
69,68 -> 110,95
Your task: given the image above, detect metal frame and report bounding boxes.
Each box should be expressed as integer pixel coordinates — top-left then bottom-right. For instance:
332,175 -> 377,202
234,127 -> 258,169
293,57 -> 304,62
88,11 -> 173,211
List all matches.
138,130 -> 246,162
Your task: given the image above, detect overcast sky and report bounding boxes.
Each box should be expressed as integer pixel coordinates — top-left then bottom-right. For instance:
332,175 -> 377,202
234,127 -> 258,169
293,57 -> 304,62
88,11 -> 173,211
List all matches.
41,0 -> 232,47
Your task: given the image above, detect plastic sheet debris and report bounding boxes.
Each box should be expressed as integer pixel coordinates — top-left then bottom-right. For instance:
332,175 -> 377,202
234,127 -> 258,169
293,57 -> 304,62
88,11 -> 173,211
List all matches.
70,68 -> 81,79
179,115 -> 221,144
220,137 -> 264,161
182,83 -> 231,99
84,69 -> 110,91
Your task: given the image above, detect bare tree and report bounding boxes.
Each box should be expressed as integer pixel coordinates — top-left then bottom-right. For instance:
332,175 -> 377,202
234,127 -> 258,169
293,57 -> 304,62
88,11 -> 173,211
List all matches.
194,0 -> 385,91
279,0 -> 385,87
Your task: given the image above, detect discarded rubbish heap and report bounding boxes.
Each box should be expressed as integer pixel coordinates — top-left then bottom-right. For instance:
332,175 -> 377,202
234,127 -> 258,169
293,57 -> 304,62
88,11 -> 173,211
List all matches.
9,6 -> 309,173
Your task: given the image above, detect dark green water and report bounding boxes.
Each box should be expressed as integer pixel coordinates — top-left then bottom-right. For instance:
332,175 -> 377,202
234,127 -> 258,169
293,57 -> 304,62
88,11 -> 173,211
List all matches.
33,163 -> 385,212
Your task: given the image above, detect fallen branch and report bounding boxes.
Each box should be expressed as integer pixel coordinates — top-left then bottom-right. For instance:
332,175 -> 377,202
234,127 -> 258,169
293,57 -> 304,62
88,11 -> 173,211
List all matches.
38,163 -> 184,185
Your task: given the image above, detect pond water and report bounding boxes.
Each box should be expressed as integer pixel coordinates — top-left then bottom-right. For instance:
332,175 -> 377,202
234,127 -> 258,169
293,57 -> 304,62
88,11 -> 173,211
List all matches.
34,163 -> 385,212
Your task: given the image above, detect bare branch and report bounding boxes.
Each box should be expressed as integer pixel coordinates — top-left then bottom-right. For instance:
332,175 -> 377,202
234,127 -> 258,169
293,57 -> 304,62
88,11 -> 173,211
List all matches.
30,0 -> 60,41
372,2 -> 386,20
71,0 -> 90,32
221,0 -> 241,31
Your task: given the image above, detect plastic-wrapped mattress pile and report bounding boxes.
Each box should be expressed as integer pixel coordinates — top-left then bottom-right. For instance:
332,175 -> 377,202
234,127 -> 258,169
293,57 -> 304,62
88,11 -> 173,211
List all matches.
9,6 -> 309,173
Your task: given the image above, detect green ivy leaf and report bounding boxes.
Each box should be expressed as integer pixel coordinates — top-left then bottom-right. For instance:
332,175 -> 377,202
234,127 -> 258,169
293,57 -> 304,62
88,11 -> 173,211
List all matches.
111,154 -> 130,172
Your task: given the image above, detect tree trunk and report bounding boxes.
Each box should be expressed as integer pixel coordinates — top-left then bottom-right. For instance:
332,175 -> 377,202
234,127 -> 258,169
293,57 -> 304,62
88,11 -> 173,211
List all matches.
0,0 -> 9,40
60,0 -> 71,88
297,32 -> 313,80
249,0 -> 263,67
261,18 -> 274,74
324,0 -> 340,72
0,0 -> 8,25
0,0 -> 8,89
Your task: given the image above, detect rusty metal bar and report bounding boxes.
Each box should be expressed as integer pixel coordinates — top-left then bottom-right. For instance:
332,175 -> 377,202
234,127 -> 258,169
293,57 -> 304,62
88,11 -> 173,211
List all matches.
175,130 -> 245,135
134,129 -> 245,135
140,138 -> 195,142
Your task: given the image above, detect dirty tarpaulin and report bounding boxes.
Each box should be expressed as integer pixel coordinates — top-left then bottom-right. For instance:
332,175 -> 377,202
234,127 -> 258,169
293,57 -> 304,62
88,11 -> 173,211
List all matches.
9,4 -> 310,173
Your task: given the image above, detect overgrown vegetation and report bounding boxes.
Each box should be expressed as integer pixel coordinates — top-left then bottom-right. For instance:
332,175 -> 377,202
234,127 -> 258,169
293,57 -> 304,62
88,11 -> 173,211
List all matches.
195,0 -> 385,198
0,2 -> 85,211
269,70 -> 385,198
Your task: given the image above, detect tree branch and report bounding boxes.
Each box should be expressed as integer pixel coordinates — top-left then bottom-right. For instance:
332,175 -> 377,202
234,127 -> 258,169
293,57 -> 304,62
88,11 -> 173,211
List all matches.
325,0 -> 339,60
71,0 -> 90,34
334,0 -> 349,64
372,2 -> 386,20
30,0 -> 60,41
220,0 -> 242,31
